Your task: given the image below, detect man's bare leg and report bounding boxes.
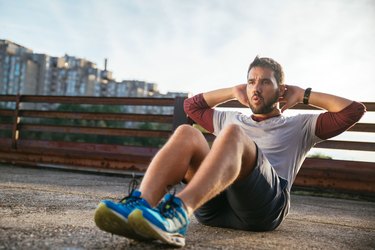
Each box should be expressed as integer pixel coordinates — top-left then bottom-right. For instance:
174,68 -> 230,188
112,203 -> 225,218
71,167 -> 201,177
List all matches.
177,124 -> 257,216
139,125 -> 210,207
139,123 -> 257,215
128,124 -> 257,247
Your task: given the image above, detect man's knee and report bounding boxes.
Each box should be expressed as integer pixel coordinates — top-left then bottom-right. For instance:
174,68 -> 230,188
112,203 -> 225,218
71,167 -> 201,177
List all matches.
173,124 -> 202,139
219,124 -> 249,144
172,124 -> 208,149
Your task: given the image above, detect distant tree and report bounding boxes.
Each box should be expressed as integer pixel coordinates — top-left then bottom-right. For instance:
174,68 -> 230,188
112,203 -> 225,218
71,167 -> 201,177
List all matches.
308,152 -> 332,159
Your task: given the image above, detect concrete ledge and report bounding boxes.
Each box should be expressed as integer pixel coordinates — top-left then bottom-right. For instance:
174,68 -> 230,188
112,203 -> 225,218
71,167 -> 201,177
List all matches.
0,164 -> 374,249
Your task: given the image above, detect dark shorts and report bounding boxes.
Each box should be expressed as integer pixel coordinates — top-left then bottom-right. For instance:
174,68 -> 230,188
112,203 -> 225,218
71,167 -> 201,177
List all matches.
194,147 -> 290,231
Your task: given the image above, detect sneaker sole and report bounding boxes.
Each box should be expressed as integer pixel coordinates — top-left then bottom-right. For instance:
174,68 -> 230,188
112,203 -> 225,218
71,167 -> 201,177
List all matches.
94,202 -> 150,241
129,209 -> 185,247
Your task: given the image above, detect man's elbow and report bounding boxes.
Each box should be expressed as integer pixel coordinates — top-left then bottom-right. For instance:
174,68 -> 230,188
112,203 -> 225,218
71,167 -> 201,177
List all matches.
183,97 -> 193,116
353,101 -> 367,122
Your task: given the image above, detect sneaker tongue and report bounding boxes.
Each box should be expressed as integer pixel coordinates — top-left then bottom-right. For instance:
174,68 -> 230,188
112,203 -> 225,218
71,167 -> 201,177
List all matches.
164,193 -> 173,201
131,189 -> 142,197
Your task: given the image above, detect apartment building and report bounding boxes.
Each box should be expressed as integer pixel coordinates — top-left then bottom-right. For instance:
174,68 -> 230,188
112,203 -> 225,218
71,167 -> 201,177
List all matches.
0,40 -> 186,99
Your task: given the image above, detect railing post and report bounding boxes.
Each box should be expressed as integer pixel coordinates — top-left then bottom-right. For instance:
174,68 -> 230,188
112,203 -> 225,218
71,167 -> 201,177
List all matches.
11,94 -> 21,149
172,96 -> 189,131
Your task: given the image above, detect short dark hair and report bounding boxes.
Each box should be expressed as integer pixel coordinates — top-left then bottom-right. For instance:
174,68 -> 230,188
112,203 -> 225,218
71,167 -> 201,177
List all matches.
247,56 -> 284,85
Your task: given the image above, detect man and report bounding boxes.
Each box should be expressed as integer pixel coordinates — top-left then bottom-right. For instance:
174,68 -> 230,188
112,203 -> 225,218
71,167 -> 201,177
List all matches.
94,56 -> 365,247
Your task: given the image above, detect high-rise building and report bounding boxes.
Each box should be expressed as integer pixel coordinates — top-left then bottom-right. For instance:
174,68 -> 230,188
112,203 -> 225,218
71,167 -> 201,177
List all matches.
0,40 -> 37,95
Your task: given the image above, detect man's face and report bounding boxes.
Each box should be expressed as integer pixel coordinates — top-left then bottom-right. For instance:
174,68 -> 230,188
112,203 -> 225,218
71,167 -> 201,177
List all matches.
246,66 -> 280,114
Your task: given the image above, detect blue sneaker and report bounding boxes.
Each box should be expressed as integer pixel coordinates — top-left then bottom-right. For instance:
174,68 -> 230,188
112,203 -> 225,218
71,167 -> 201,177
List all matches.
129,193 -> 190,247
94,190 -> 152,241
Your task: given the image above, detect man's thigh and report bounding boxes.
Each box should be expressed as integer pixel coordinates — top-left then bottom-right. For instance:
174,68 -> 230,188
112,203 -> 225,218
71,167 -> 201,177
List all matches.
194,147 -> 289,231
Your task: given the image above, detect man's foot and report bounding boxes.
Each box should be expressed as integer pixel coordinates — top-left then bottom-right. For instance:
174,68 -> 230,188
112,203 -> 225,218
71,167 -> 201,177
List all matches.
128,193 -> 190,247
94,190 -> 152,241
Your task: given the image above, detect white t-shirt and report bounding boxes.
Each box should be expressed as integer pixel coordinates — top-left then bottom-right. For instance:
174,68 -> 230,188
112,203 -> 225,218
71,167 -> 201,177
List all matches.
213,110 -> 322,190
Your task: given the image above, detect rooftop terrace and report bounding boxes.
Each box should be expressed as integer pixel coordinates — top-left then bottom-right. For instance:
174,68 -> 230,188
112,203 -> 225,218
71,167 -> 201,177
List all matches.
1,164 -> 374,249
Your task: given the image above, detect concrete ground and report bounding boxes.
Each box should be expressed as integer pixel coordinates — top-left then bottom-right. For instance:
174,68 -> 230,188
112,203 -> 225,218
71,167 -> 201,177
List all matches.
0,164 -> 374,250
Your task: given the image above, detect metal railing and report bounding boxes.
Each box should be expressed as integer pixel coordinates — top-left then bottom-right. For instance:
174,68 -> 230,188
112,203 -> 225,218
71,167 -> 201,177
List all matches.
0,95 -> 374,194
0,95 -> 187,171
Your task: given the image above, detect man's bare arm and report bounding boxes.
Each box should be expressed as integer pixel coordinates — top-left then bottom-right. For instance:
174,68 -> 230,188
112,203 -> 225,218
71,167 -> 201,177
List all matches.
281,85 -> 366,139
280,85 -> 353,112
184,85 -> 248,133
202,84 -> 250,108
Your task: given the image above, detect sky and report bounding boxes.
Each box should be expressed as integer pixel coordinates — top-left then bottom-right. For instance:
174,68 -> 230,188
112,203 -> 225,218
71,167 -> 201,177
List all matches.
0,0 -> 374,101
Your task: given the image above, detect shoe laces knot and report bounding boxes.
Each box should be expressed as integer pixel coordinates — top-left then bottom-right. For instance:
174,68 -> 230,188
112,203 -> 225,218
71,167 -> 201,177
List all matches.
119,173 -> 140,207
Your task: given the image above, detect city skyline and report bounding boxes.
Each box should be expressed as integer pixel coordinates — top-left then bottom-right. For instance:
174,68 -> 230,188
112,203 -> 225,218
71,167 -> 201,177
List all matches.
0,39 -> 188,98
1,0 -> 374,102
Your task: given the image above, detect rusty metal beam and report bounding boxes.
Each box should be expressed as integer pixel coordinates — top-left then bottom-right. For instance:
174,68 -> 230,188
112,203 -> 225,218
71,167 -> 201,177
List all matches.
0,150 -> 148,172
0,109 -> 15,116
18,124 -> 172,138
0,138 -> 12,148
295,158 -> 375,193
19,95 -> 176,106
0,95 -> 17,102
348,123 -> 375,133
17,139 -> 159,156
0,124 -> 13,129
19,110 -> 174,123
315,140 -> 375,151
10,147 -> 153,164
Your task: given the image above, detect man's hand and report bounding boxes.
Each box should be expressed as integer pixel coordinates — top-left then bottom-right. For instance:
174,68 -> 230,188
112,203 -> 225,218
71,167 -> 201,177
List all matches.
279,85 -> 304,112
233,84 -> 249,107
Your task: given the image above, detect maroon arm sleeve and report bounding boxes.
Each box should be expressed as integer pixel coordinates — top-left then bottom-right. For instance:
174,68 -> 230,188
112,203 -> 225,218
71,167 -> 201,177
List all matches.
184,93 -> 215,133
315,101 -> 366,140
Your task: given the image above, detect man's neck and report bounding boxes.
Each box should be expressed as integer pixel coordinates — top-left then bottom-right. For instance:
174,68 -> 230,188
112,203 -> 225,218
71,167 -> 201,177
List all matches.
251,109 -> 281,122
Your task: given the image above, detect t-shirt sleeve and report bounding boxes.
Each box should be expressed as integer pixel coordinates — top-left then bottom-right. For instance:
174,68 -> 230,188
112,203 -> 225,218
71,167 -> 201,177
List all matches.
299,114 -> 321,153
290,114 -> 321,181
183,93 -> 214,133
315,101 -> 366,140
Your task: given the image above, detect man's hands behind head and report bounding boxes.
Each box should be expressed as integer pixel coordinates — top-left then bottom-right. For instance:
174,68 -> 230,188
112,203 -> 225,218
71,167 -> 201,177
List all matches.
279,85 -> 304,112
233,84 -> 250,107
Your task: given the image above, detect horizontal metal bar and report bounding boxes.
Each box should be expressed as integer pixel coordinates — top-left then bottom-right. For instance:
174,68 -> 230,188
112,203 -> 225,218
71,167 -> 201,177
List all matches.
19,124 -> 172,138
13,146 -> 153,164
17,139 -> 159,156
302,157 -> 374,173
0,150 -> 149,172
315,140 -> 375,151
348,123 -> 375,133
0,96 -> 17,102
0,109 -> 15,116
18,95 -> 175,106
19,110 -> 174,123
363,102 -> 375,111
0,138 -> 12,148
0,124 -> 13,129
